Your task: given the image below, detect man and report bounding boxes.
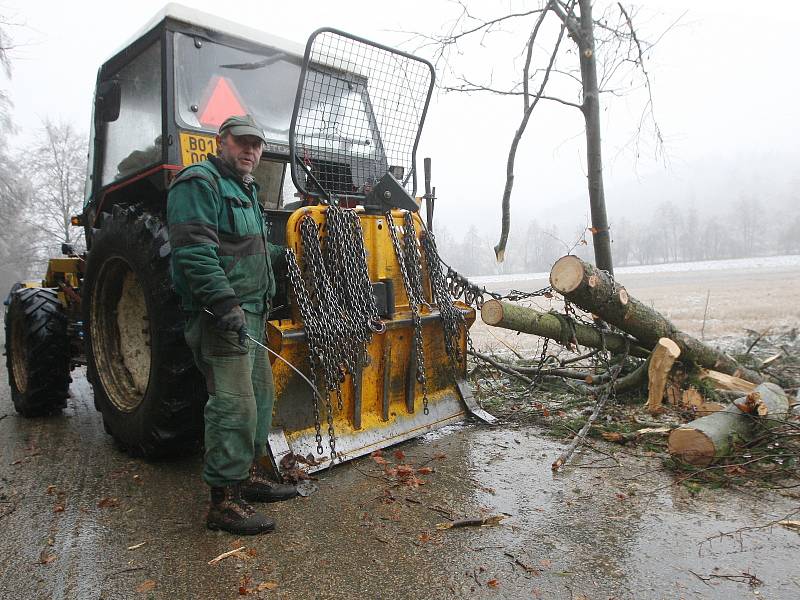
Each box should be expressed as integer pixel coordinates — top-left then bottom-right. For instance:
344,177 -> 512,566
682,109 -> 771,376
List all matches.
167,114 -> 296,536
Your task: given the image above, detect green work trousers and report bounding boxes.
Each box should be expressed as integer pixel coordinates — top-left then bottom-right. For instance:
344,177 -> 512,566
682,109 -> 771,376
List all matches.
184,310 -> 274,487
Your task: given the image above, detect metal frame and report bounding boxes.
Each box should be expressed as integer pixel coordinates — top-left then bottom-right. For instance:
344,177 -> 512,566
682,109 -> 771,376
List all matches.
288,27 -> 436,202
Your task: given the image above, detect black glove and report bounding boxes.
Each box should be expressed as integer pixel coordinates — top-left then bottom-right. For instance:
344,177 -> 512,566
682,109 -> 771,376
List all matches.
215,305 -> 246,334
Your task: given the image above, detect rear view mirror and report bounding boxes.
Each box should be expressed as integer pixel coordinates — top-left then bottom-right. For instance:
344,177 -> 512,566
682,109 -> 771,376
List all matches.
96,79 -> 121,123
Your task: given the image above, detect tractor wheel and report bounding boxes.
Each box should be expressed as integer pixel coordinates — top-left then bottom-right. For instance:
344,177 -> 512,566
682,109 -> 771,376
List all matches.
4,286 -> 71,416
83,205 -> 204,458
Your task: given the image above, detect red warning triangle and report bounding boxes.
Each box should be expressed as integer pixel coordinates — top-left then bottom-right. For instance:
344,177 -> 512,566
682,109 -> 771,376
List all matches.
199,76 -> 246,129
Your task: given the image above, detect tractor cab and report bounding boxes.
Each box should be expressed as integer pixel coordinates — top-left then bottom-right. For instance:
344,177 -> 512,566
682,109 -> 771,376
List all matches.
85,3 -> 304,233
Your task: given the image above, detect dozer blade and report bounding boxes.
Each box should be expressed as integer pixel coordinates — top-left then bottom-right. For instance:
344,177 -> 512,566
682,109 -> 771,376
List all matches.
264,206 -> 494,478
265,308 -> 493,475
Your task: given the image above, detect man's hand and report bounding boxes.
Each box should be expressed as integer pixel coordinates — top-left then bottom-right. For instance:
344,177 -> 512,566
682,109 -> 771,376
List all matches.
215,305 -> 246,333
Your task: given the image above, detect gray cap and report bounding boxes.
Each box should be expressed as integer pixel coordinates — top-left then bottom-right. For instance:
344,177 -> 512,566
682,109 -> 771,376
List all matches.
219,114 -> 268,144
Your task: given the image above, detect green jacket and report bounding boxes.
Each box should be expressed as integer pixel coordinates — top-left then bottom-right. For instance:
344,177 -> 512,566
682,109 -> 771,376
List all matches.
167,156 -> 282,316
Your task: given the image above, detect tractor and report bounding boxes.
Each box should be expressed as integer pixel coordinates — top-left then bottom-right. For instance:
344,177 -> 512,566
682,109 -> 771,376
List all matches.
3,3 -> 491,475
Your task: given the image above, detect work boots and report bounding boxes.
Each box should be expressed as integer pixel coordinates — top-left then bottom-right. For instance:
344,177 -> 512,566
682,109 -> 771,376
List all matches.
240,460 -> 298,503
207,484 -> 275,535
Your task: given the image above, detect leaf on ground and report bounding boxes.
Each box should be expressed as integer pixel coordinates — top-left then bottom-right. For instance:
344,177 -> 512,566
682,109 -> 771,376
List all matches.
396,465 -> 414,478
135,579 -> 156,593
417,467 -> 433,475
254,581 -> 278,591
393,450 -> 405,461
38,550 -> 56,565
46,485 -> 57,495
372,455 -> 388,465
487,578 -> 499,587
97,497 -> 120,509
53,504 -> 65,513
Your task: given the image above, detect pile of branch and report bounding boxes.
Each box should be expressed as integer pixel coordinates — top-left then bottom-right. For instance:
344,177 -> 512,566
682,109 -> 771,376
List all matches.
478,254 -> 790,468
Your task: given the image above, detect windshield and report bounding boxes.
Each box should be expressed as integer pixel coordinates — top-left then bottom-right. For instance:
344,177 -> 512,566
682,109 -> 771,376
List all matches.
294,67 -> 383,160
174,32 -> 301,149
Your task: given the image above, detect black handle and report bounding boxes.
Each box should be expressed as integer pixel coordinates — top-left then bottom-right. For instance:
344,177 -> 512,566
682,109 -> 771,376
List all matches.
424,158 -> 434,231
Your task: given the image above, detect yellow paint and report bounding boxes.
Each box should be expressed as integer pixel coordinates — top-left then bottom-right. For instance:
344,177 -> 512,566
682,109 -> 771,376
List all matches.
179,132 -> 218,166
44,258 -> 83,287
272,205 -> 476,456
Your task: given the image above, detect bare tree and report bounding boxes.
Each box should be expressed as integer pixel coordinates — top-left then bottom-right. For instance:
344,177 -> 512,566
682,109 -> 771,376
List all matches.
732,197 -> 762,258
27,120 -> 87,252
416,0 -> 671,273
0,14 -> 38,296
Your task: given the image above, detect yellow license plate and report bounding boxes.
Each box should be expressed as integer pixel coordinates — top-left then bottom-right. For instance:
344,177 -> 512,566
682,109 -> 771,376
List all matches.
179,132 -> 218,166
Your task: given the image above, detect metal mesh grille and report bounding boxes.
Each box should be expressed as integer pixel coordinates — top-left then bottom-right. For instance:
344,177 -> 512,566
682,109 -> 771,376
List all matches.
290,29 -> 433,199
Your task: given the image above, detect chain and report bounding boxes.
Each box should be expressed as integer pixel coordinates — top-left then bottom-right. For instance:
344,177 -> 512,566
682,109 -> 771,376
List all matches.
444,266 -> 553,309
285,247 -> 326,456
285,207 -> 387,458
421,230 -> 466,368
385,210 -> 429,414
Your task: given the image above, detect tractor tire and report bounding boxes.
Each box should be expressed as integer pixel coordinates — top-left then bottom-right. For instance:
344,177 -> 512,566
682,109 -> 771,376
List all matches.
4,286 -> 71,416
83,204 -> 204,458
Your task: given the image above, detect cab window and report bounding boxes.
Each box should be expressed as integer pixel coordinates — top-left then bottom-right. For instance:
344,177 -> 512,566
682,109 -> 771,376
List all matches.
100,41 -> 163,186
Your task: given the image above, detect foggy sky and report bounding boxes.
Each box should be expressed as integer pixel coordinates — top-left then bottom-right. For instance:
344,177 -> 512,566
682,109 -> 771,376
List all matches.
3,0 -> 798,244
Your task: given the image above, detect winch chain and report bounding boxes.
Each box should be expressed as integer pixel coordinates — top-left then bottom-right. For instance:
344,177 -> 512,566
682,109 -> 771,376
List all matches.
285,247 -> 327,456
385,210 -> 429,415
299,215 -> 346,448
285,206 -> 386,459
444,267 -> 553,308
421,230 -> 466,368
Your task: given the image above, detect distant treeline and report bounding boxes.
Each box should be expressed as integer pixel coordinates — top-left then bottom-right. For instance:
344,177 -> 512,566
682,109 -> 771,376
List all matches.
434,199 -> 800,277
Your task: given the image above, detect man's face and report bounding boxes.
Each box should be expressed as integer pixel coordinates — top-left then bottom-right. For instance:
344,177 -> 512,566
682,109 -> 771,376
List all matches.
217,132 -> 263,176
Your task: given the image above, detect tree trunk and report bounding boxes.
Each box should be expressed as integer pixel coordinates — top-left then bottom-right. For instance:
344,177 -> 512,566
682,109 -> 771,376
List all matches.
480,298 -> 647,358
549,255 -> 765,383
646,338 -> 681,414
577,0 -> 613,274
668,383 -> 789,466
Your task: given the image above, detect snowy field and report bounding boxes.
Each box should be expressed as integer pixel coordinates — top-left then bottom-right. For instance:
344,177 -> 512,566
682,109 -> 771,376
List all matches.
470,254 -> 800,286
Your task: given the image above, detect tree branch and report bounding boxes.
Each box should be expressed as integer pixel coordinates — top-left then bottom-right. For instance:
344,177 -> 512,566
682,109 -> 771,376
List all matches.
495,3 -> 573,262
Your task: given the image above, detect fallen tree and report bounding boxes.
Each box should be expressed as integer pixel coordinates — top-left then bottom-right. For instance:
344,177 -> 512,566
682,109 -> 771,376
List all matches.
667,383 -> 789,466
549,255 -> 765,383
480,299 -> 648,358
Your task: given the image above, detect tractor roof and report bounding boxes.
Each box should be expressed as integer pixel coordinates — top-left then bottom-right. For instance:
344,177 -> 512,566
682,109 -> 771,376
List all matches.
107,2 -> 305,63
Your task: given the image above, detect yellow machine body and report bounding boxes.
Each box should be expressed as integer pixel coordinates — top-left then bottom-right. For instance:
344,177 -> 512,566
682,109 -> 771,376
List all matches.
265,206 -> 487,471
43,257 -> 84,308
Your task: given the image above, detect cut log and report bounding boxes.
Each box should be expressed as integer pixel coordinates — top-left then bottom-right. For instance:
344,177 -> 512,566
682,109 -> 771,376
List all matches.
550,255 -> 765,383
680,388 -> 724,415
480,299 -> 647,358
698,368 -> 757,393
667,383 -> 789,466
681,388 -> 704,409
646,338 -> 681,414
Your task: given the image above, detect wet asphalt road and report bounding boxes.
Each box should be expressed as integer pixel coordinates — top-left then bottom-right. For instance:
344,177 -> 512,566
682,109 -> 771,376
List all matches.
2,367 -> 800,600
